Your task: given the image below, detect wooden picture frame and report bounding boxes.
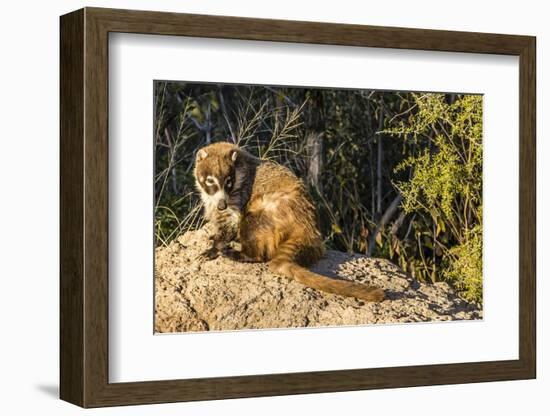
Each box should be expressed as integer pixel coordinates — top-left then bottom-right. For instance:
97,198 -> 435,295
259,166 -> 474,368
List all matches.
60,7 -> 536,408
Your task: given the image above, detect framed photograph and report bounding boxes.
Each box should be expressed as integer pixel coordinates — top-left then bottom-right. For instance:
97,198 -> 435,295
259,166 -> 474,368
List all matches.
60,7 -> 536,408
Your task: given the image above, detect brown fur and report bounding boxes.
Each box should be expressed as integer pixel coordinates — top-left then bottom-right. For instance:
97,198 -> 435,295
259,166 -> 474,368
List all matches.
194,142 -> 384,302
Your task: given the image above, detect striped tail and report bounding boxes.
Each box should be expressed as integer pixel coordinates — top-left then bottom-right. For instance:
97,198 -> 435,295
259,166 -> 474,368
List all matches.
269,244 -> 385,302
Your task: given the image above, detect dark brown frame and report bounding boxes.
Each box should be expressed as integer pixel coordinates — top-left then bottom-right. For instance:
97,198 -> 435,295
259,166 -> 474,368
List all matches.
60,7 -> 536,408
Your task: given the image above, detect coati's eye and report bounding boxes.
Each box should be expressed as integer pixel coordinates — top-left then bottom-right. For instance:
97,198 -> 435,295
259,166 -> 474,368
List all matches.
205,176 -> 216,187
225,177 -> 233,189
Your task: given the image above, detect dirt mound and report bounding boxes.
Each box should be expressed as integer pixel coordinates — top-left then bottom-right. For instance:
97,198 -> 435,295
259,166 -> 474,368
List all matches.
155,228 -> 482,332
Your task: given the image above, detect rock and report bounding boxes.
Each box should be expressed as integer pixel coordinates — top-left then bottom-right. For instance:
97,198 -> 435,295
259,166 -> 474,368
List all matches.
154,228 -> 482,332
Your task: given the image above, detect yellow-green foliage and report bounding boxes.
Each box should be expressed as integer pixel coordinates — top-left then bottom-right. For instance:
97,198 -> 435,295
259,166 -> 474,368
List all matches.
388,94 -> 483,304
444,225 -> 483,304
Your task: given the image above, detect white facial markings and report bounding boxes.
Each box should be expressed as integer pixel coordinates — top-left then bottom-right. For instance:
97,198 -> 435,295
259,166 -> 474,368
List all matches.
225,176 -> 233,189
199,179 -> 227,217
196,174 -> 240,228
205,175 -> 219,187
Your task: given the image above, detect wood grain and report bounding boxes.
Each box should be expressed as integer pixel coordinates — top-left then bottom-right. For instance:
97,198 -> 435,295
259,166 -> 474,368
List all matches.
519,37 -> 536,375
59,7 -> 537,408
59,8 -> 84,406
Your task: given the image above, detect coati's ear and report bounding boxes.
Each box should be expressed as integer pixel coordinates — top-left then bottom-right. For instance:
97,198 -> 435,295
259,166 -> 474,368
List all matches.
197,149 -> 208,161
231,150 -> 238,162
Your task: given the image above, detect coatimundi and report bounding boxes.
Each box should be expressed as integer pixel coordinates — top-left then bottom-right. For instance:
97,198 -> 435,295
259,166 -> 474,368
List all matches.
194,142 -> 384,302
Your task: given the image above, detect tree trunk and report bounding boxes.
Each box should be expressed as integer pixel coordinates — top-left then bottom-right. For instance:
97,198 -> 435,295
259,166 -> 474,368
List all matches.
368,193 -> 403,256
304,90 -> 325,194
365,100 -> 376,221
306,131 -> 324,192
376,98 -> 384,216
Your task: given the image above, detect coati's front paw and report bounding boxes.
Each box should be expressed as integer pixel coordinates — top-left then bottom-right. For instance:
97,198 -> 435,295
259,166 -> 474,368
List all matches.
223,247 -> 259,263
223,247 -> 244,262
197,247 -> 220,262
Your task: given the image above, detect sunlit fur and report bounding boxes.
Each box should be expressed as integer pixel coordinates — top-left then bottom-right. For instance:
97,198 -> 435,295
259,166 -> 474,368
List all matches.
194,142 -> 384,302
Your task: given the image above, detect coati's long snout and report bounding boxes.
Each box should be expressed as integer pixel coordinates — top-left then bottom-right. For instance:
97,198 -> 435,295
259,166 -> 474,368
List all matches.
269,257 -> 385,302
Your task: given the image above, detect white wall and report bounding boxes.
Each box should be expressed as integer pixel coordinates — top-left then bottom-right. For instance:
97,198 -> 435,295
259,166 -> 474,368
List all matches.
0,0 -> 545,414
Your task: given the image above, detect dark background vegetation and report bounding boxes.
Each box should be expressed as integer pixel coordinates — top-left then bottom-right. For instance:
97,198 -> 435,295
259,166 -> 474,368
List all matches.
154,81 -> 483,304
